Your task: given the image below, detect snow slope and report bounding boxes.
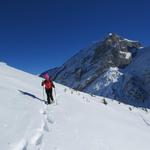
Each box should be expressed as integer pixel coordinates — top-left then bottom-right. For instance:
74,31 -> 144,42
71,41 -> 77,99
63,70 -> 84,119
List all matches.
0,62 -> 150,150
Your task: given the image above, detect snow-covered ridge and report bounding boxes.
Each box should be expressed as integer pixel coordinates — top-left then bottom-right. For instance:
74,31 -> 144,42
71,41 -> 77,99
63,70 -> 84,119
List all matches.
0,62 -> 7,66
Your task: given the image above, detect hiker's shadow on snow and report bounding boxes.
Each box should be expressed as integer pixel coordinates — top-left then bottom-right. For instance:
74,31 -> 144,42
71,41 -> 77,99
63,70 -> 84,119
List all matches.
18,90 -> 45,102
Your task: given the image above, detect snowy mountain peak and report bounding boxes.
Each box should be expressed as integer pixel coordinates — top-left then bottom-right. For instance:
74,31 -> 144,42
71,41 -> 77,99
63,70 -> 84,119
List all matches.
41,34 -> 150,108
91,33 -> 141,67
109,32 -> 113,36
104,33 -> 141,49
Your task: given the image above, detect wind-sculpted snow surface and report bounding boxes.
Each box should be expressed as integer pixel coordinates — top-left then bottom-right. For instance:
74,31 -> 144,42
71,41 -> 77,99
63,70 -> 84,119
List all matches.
1,63 -> 150,150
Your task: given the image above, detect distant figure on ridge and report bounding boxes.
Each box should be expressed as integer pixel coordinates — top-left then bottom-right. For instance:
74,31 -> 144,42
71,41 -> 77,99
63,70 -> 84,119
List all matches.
41,73 -> 55,104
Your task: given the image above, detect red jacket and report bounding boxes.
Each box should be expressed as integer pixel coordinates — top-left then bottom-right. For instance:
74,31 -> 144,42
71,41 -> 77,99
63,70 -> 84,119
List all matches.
42,79 -> 55,89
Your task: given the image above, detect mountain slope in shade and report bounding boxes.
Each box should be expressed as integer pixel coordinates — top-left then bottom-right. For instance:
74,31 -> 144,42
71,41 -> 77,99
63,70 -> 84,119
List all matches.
41,33 -> 150,108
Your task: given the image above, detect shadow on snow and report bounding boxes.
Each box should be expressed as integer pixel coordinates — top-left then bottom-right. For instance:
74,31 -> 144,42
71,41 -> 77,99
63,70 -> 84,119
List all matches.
18,90 -> 45,103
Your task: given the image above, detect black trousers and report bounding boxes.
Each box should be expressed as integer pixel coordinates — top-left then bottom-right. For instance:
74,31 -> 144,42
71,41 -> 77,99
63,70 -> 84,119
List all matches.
45,88 -> 54,104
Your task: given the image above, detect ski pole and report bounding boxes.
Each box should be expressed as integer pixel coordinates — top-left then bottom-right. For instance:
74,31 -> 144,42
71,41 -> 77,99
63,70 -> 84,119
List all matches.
43,86 -> 45,102
54,88 -> 57,105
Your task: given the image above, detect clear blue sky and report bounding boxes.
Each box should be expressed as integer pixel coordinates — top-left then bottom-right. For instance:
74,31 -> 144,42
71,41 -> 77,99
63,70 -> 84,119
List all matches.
0,0 -> 150,74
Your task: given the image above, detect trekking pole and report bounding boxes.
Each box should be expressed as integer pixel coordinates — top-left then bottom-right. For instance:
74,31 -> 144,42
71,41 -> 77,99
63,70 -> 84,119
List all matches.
43,86 -> 45,102
54,88 -> 57,105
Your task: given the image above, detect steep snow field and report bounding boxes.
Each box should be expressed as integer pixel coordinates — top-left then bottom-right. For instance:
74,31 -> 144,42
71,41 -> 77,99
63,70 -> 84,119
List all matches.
0,62 -> 150,150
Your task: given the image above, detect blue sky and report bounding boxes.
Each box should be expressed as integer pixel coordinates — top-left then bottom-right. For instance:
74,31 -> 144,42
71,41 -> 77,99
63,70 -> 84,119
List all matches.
0,0 -> 150,74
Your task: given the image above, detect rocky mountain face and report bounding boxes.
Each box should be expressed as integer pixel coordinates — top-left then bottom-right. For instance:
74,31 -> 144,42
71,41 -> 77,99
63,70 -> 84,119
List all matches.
41,33 -> 150,108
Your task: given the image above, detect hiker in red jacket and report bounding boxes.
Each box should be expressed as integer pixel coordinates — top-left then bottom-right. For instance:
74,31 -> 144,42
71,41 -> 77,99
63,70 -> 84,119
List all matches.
41,73 -> 55,104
